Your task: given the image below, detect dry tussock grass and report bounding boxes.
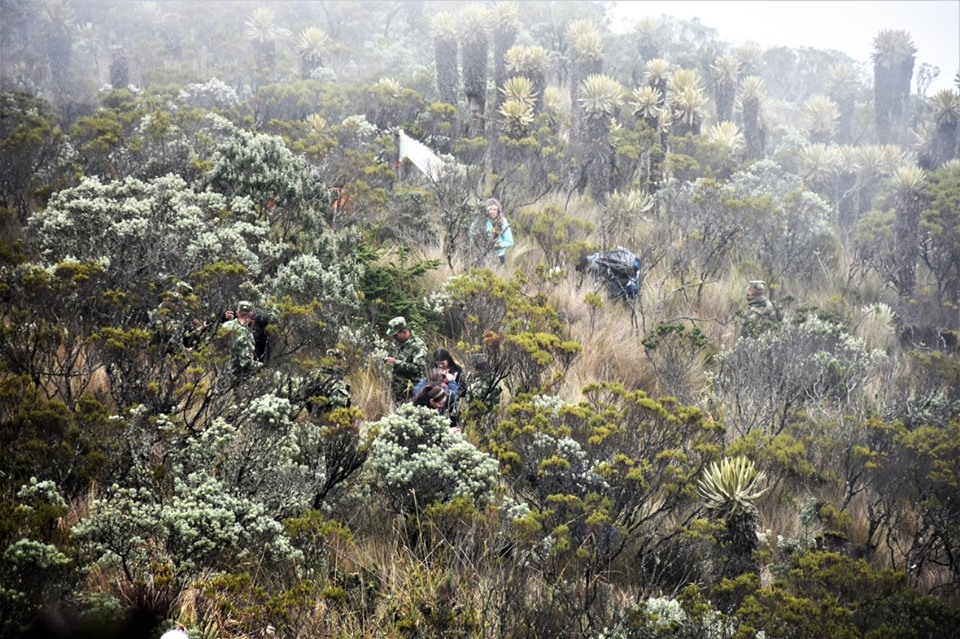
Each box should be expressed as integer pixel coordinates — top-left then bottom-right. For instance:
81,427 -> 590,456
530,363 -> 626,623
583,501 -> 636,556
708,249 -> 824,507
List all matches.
353,361 -> 395,422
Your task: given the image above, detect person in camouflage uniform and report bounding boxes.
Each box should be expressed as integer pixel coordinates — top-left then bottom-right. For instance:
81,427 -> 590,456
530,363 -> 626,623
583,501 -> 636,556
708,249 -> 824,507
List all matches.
384,316 -> 427,403
219,300 -> 263,379
740,280 -> 782,338
150,281 -> 204,353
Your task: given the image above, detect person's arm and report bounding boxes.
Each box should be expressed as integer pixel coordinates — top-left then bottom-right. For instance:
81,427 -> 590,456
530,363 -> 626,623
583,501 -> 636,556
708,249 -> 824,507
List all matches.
412,378 -> 427,397
445,379 -> 459,399
497,220 -> 514,249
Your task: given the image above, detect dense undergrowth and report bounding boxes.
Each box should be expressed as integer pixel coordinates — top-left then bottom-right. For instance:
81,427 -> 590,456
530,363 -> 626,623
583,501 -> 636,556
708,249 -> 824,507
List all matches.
2,1 -> 960,637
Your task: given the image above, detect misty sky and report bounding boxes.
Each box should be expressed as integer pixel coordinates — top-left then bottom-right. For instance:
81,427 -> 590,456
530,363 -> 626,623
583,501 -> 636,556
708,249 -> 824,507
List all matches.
610,0 -> 960,93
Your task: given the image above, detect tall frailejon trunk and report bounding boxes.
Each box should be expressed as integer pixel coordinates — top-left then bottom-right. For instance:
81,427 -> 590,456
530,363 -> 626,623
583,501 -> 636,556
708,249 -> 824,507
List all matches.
570,56 -> 602,136
462,36 -> 488,138
933,119 -> 959,167
743,97 -> 765,161
529,68 -> 546,113
584,115 -> 614,203
109,47 -> 129,90
493,26 -> 516,111
46,30 -> 72,97
894,174 -> 926,335
435,37 -> 459,106
715,81 -> 735,123
835,95 -> 855,144
895,203 -> 919,333
837,170 -> 859,245
873,32 -> 916,145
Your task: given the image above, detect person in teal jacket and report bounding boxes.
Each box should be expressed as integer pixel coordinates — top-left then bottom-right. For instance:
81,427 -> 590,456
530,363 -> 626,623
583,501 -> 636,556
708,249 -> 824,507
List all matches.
484,197 -> 514,265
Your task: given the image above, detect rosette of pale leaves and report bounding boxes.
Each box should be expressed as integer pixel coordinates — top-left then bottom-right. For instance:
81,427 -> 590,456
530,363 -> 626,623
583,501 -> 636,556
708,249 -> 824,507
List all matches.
871,29 -> 917,66
499,99 -> 535,137
928,89 -> 960,125
630,85 -> 662,120
705,121 -> 745,156
245,7 -> 278,44
505,44 -> 550,76
297,26 -> 330,65
643,58 -> 671,87
697,457 -> 767,518
578,74 -> 624,120
500,76 -> 536,106
803,94 -> 840,139
567,19 -> 603,63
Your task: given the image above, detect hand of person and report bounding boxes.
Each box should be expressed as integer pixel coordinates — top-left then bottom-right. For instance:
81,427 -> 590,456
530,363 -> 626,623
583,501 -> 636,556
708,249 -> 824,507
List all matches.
384,356 -> 396,365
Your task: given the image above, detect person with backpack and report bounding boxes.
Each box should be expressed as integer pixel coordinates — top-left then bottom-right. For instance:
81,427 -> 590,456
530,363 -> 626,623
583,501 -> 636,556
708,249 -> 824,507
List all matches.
413,348 -> 465,425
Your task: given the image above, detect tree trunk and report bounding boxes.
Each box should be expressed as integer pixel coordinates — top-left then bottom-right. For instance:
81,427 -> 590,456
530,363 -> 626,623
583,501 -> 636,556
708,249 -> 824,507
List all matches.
435,38 -> 459,106
493,27 -> 516,111
895,195 -> 921,334
462,37 -> 488,138
743,98 -> 765,161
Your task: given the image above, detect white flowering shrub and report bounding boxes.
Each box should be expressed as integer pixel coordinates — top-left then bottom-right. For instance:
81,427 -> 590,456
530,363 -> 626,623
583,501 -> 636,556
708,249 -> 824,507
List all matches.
367,404 -> 499,513
658,161 -> 838,290
27,173 -> 277,291
717,314 -> 887,435
492,386 -> 723,602
1,480 -> 78,634
72,470 -> 298,584
177,78 -> 241,111
204,127 -> 330,247
264,250 -> 362,311
422,287 -> 452,316
3,538 -> 71,572
175,392 -> 334,518
339,114 -> 379,144
83,396 -> 365,588
16,477 -> 67,511
596,595 -> 733,639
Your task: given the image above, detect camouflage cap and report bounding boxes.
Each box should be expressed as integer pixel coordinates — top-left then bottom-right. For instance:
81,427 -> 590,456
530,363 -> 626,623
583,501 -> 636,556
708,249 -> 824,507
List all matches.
387,316 -> 408,336
174,281 -> 193,295
747,280 -> 766,292
237,300 -> 255,313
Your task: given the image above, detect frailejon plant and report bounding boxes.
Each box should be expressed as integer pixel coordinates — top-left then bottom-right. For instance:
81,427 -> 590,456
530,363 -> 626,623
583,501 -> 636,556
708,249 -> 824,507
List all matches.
697,457 -> 767,518
697,456 -> 767,585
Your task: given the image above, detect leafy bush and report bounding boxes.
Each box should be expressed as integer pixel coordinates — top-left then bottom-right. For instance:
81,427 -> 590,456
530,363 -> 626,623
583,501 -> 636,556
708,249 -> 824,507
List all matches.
73,470 -> 298,585
366,404 -> 499,514
716,314 -> 886,436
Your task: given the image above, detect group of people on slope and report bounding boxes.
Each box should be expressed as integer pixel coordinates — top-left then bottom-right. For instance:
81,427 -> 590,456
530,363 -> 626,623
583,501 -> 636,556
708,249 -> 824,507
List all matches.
384,316 -> 468,426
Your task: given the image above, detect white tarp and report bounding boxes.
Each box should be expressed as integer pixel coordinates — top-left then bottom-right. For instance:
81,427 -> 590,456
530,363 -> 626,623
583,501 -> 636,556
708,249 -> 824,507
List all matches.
397,129 -> 444,181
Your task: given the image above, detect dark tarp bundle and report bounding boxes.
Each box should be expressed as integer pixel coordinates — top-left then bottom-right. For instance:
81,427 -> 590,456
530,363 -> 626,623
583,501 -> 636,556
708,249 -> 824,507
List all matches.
578,248 -> 642,302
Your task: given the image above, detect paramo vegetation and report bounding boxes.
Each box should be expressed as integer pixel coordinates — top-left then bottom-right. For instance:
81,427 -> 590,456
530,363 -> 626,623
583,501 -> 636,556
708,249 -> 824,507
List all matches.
1,1 -> 960,637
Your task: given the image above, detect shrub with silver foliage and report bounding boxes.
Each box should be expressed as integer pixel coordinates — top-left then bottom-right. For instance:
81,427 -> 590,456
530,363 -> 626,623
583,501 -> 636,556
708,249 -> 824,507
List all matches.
717,315 -> 886,435
367,404 -> 499,513
72,471 -> 298,584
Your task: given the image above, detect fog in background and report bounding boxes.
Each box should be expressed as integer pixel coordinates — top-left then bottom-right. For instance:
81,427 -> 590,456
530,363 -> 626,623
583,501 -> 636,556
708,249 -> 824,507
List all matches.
610,0 -> 960,93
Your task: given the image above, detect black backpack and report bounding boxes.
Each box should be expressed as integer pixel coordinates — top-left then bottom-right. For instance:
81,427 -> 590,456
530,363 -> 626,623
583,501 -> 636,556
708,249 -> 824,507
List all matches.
584,248 -> 642,301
